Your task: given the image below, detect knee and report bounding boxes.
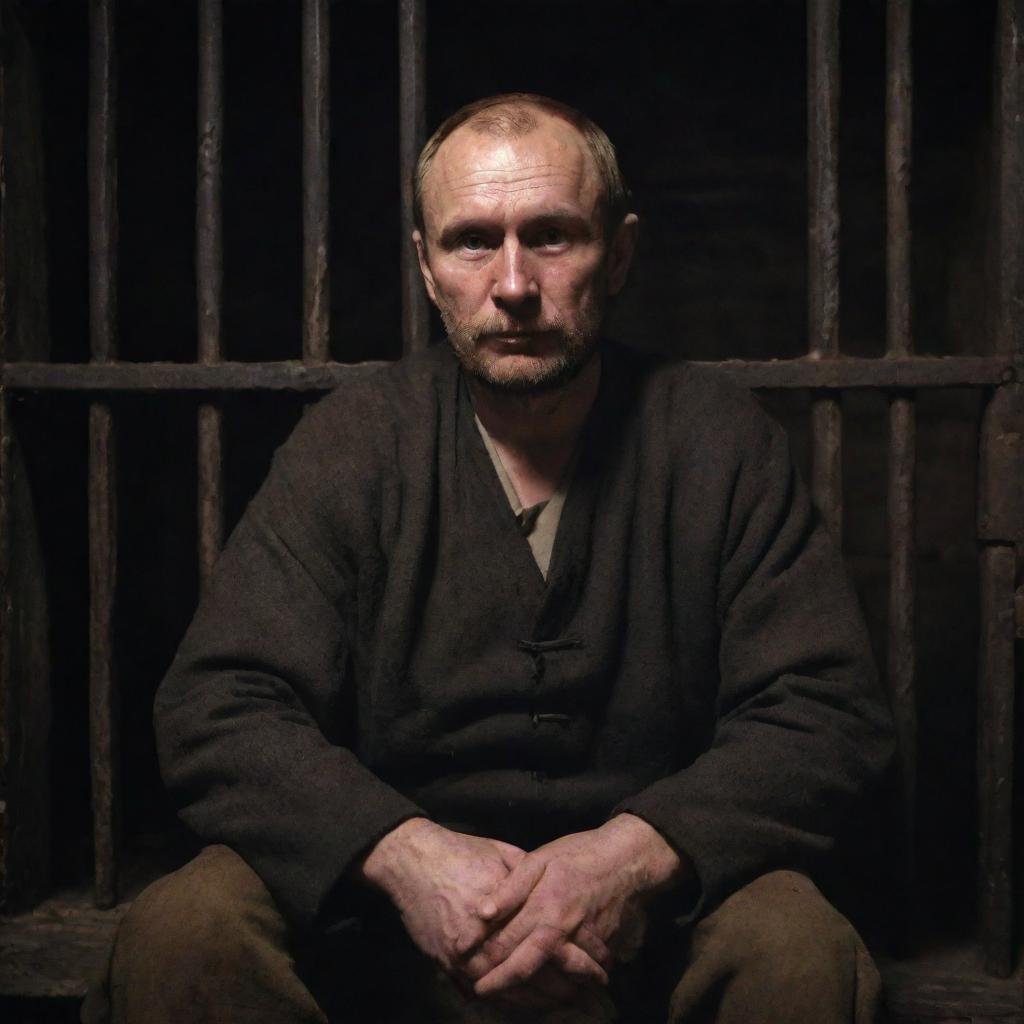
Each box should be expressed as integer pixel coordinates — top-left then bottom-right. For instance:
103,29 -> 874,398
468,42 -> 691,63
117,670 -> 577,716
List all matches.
700,871 -> 860,983
112,845 -> 280,976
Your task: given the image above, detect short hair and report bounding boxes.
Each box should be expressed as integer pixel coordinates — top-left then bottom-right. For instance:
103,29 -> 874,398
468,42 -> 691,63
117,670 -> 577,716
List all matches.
413,93 -> 631,239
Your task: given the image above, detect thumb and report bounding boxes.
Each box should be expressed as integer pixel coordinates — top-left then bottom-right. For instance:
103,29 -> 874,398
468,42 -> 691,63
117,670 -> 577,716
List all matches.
491,840 -> 527,871
478,856 -> 545,922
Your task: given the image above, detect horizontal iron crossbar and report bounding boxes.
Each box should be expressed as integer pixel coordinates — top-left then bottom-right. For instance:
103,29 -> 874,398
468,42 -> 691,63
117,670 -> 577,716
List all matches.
0,355 -> 1017,393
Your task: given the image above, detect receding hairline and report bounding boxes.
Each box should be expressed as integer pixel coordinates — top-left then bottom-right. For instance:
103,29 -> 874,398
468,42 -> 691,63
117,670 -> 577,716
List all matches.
413,93 -> 631,239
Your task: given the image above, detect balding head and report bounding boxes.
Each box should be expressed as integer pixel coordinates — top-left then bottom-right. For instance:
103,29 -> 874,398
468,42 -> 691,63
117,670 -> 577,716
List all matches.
413,93 -> 631,241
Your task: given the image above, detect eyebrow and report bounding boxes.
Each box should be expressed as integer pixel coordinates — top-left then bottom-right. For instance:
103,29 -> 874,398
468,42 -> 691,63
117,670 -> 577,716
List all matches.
437,209 -> 594,248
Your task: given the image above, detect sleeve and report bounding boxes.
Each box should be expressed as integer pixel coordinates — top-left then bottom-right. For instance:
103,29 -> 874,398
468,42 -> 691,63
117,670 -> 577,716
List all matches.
153,394 -> 425,931
616,402 -> 895,921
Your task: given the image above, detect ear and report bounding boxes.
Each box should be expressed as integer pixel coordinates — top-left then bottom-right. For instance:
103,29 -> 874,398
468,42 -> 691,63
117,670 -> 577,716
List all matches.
606,213 -> 639,296
413,230 -> 439,306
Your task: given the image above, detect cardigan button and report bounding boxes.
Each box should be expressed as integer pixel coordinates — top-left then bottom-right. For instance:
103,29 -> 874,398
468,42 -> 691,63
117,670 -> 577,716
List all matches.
532,712 -> 572,727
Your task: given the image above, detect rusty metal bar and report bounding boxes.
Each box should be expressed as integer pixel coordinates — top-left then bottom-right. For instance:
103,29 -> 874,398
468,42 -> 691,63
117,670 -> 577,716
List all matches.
885,0 -> 918,952
399,0 -> 429,354
886,0 -> 912,361
975,0 -> 1024,978
807,0 -> 843,540
87,0 -> 119,909
87,404 -> 119,909
88,0 -> 117,364
197,0 -> 223,364
0,0 -> 11,906
995,0 -> 1024,362
976,381 -> 1021,980
2,354 -> 1018,393
197,0 -> 225,585
302,0 -> 330,363
977,542 -> 1016,978
197,405 -> 224,584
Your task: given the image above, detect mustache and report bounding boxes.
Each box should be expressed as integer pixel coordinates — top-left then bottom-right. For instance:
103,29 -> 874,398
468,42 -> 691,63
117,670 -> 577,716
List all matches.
469,318 -> 567,341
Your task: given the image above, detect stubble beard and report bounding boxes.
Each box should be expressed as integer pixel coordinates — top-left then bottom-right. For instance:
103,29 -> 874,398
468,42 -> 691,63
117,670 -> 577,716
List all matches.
440,303 -> 605,396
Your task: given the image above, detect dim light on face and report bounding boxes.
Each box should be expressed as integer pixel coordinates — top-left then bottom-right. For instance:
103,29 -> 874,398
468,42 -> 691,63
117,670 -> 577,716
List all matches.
414,114 -> 636,393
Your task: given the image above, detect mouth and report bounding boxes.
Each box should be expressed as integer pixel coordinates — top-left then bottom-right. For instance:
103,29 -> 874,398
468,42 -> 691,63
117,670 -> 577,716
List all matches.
480,329 -> 553,345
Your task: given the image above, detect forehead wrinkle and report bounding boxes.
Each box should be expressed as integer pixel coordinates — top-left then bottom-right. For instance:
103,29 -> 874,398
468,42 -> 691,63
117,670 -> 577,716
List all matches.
422,121 -> 603,230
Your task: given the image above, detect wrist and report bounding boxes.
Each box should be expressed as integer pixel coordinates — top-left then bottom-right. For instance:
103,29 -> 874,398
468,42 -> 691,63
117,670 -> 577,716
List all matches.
601,813 -> 687,896
356,816 -> 436,899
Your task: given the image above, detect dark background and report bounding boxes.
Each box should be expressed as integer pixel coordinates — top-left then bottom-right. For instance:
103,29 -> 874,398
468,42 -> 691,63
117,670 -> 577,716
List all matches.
2,2 -> 1008,1016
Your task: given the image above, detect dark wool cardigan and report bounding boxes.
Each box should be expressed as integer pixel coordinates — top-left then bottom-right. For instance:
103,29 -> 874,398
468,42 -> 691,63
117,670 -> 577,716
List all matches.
155,341 -> 894,933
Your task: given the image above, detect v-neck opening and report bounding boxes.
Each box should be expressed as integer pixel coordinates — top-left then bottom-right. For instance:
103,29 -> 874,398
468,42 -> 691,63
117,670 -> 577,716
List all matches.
453,350 -> 618,635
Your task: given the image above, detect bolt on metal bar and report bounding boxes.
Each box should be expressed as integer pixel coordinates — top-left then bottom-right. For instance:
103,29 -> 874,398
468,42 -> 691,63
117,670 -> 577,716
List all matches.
302,0 -> 330,363
399,0 -> 429,354
197,0 -> 225,585
87,0 -> 120,909
807,0 -> 842,541
885,0 -> 918,953
976,0 -> 1023,978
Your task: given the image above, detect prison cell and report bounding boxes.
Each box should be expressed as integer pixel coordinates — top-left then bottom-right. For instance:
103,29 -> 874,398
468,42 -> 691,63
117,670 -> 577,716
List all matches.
0,0 -> 1021,1019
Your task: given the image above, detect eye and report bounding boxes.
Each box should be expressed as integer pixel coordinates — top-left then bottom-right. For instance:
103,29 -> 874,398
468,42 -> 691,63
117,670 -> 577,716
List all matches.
537,226 -> 567,247
459,232 -> 488,252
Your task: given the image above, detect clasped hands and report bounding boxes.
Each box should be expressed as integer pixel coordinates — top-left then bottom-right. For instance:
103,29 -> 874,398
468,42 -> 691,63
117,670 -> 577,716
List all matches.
358,813 -> 683,1015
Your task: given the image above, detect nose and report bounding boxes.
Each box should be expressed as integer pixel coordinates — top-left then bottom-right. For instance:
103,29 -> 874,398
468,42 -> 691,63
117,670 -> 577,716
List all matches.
490,239 -> 539,312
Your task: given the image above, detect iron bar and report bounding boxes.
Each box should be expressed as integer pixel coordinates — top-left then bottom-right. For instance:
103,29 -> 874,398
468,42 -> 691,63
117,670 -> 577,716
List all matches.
886,0 -> 912,361
808,0 -> 841,358
197,0 -> 223,364
1,355 -> 1016,393
995,0 -> 1024,361
810,400 -> 842,539
976,541 -> 1015,979
87,0 -> 119,909
0,0 -> 8,831
87,404 -> 119,909
885,0 -> 918,953
399,0 -> 429,354
808,0 -> 843,540
198,405 -> 224,584
88,0 -> 117,365
197,0 -> 225,586
302,0 -> 330,363
0,4 -> 10,901
887,394 -> 916,923
975,0 -> 1024,978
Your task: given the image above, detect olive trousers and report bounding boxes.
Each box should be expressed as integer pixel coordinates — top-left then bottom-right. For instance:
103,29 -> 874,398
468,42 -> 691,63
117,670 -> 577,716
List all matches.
82,845 -> 882,1024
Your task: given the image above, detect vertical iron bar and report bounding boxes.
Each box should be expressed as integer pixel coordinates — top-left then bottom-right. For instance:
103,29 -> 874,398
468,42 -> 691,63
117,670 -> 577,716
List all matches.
0,0 -> 10,906
976,0 -> 1023,978
886,0 -> 912,362
197,0 -> 223,366
885,0 -> 917,953
89,0 -> 117,365
197,0 -> 225,584
977,542 -> 1016,978
399,0 -> 429,354
302,0 -> 330,363
87,0 -> 119,909
807,0 -> 842,540
995,0 -> 1024,363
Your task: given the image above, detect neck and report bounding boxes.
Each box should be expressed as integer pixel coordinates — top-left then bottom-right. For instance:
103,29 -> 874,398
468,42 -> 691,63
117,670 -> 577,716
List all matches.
469,352 -> 601,508
470,351 -> 601,459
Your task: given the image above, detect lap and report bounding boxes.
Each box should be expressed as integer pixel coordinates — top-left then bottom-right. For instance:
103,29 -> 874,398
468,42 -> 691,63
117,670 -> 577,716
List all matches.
94,850 -> 877,1024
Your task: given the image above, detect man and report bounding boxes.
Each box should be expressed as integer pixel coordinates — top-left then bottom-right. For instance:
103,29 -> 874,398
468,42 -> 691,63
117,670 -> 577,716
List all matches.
89,94 -> 893,1023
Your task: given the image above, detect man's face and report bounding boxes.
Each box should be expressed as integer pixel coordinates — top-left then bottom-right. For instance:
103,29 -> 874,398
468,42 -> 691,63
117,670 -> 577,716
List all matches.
414,113 -> 635,393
